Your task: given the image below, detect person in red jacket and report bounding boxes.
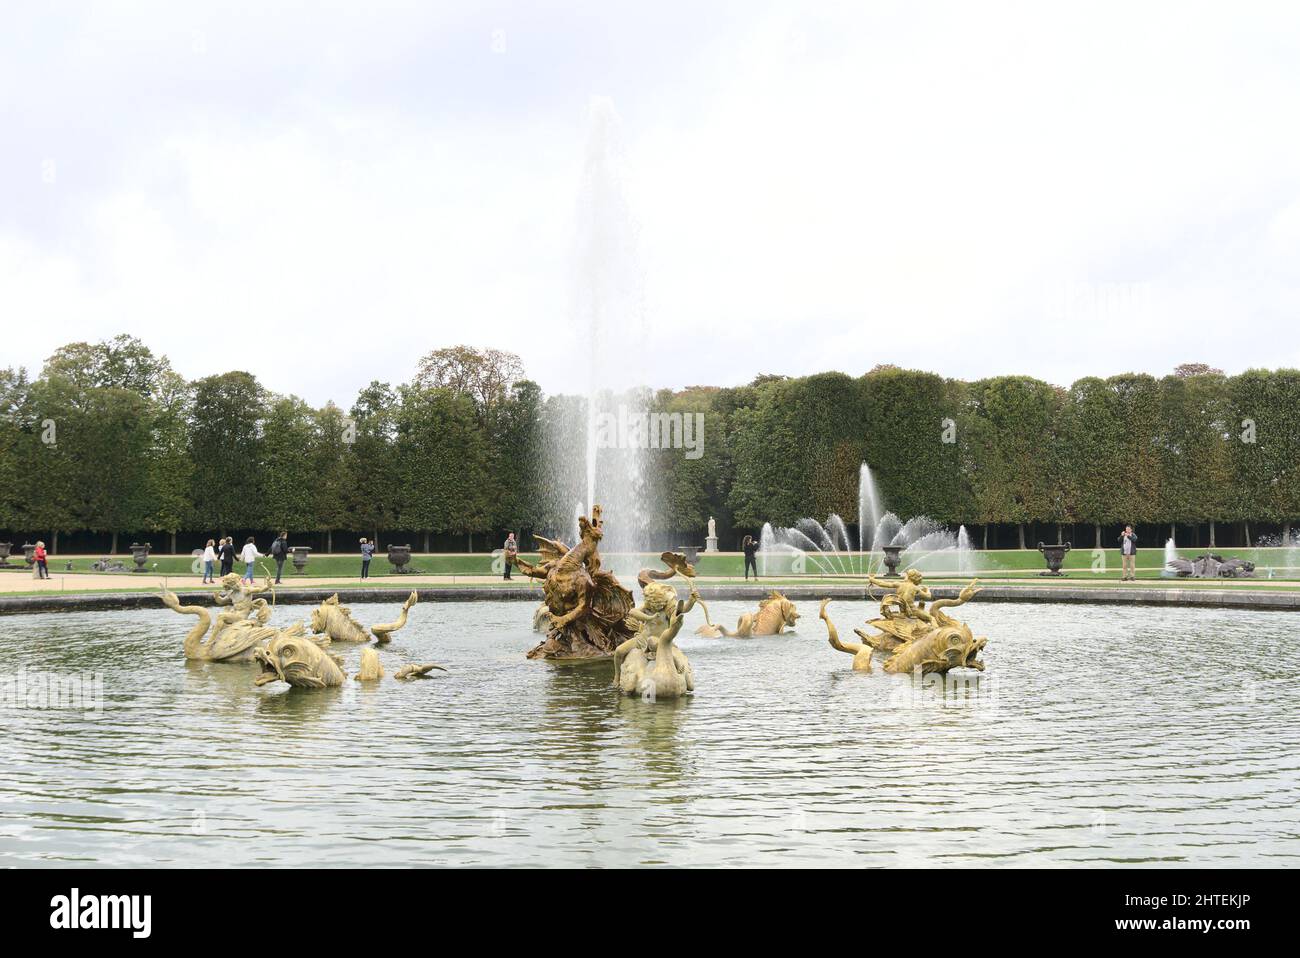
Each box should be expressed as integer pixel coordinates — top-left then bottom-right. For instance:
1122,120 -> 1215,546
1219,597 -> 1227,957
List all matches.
33,541 -> 49,579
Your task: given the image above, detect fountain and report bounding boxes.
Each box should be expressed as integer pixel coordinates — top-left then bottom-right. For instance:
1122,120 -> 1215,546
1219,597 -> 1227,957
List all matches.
1167,553 -> 1256,578
1161,537 -> 1179,577
758,462 -> 1000,579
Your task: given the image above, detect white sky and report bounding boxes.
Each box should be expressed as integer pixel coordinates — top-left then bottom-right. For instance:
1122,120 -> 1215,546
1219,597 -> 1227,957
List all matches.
4,1 -> 1300,406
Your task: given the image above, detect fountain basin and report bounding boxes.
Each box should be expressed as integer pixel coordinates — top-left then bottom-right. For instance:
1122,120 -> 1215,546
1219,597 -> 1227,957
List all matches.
0,597 -> 1293,867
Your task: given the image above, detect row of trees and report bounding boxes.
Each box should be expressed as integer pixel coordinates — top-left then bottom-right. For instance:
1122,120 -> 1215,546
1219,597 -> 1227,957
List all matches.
1,338 -> 1297,551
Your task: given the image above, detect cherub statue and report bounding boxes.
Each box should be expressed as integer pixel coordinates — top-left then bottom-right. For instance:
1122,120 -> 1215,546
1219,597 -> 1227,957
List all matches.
867,568 -> 933,624
614,552 -> 699,687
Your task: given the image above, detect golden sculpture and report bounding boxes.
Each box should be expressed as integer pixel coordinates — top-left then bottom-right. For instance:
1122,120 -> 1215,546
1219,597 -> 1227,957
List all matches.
617,609 -> 692,699
818,599 -> 873,671
254,635 -> 347,688
515,504 -> 637,660
355,647 -> 385,681
370,591 -> 419,643
353,643 -> 444,682
867,569 -> 933,624
695,590 -> 799,638
820,571 -> 987,674
310,594 -> 372,643
393,662 -> 447,680
161,587 -> 310,663
614,552 -> 700,690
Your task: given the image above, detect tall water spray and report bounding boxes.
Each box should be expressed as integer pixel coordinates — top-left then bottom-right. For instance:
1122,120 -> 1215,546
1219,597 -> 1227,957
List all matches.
561,96 -> 655,557
858,462 -> 881,554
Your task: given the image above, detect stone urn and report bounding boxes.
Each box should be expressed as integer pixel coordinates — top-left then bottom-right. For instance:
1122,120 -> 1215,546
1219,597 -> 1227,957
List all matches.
880,545 -> 904,578
676,545 -> 700,565
21,543 -> 36,566
0,542 -> 12,567
291,545 -> 312,574
387,544 -> 412,574
130,541 -> 152,573
1037,541 -> 1071,576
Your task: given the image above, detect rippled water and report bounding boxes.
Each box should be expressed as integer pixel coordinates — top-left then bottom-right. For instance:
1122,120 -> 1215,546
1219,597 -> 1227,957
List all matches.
1,597 -> 1297,867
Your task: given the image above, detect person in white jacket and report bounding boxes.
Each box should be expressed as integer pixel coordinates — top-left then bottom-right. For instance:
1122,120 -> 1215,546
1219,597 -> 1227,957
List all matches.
240,537 -> 262,583
201,539 -> 217,583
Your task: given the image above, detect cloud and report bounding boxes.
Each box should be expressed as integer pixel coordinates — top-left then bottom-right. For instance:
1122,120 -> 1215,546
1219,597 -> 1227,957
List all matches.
4,1 -> 1300,404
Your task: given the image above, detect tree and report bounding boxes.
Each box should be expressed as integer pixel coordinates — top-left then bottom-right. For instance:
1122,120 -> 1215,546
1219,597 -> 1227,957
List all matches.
488,379 -> 545,534
42,334 -> 173,399
260,395 -> 320,532
392,386 -> 492,548
346,381 -> 398,542
145,370 -> 195,552
964,377 -> 1065,547
860,368 -> 968,523
311,402 -> 353,549
411,346 -> 524,421
1156,371 -> 1232,541
0,367 -> 35,535
188,372 -> 267,533
27,375 -> 154,552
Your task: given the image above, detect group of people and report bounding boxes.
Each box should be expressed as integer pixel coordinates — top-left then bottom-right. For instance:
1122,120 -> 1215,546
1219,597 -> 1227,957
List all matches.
174,525 -> 1143,587
199,533 -> 377,583
200,535 -> 278,584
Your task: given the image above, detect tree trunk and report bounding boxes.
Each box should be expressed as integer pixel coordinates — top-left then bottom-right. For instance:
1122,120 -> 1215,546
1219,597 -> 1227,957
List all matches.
1056,523 -> 1063,545
1244,520 -> 1252,548
1209,520 -> 1216,548
1284,522 -> 1292,545
983,524 -> 989,549
1094,523 -> 1101,549
467,532 -> 473,552
1169,523 -> 1176,546
52,531 -> 59,553
423,530 -> 430,553
170,530 -> 177,554
1017,523 -> 1025,549
110,530 -> 118,554
326,529 -> 333,553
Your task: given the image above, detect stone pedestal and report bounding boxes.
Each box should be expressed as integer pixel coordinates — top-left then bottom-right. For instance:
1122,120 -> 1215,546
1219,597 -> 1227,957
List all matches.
705,536 -> 718,553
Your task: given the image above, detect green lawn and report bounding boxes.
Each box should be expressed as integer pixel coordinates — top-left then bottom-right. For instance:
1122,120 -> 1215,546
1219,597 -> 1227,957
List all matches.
3,545 -> 1295,582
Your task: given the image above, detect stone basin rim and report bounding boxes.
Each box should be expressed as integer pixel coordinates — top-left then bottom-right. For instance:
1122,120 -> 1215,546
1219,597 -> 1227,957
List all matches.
4,584 -> 1300,615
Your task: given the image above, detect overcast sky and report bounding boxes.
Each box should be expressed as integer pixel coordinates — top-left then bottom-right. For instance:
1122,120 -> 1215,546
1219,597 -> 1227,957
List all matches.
4,1 -> 1300,407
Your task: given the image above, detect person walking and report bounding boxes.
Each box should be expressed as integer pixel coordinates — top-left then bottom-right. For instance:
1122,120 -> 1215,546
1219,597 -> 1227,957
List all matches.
240,537 -> 261,583
270,530 -> 289,584
360,538 -> 375,579
201,539 -> 216,583
503,532 -> 517,580
33,540 -> 49,579
742,534 -> 759,580
219,537 -> 235,577
1119,525 -> 1138,581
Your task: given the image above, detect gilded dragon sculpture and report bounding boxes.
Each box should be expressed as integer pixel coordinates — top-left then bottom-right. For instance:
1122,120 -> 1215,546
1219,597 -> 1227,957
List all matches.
514,504 -> 637,660
819,570 -> 987,674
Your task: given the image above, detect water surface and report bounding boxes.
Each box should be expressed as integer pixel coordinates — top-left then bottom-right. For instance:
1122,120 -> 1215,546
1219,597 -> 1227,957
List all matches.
1,598 -> 1296,866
